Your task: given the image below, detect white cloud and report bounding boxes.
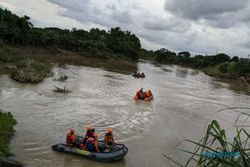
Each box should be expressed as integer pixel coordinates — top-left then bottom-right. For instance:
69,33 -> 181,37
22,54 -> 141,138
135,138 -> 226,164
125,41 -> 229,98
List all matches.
0,0 -> 250,57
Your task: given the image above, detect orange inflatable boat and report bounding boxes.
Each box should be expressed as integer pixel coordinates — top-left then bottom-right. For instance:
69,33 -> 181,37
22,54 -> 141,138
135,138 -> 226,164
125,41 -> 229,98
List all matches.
133,90 -> 153,101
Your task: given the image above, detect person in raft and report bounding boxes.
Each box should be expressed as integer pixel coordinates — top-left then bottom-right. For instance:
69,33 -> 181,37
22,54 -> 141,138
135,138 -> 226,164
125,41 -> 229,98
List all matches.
86,132 -> 100,152
144,90 -> 152,98
85,127 -> 95,141
104,128 -> 115,148
66,128 -> 76,146
80,127 -> 95,148
136,88 -> 144,99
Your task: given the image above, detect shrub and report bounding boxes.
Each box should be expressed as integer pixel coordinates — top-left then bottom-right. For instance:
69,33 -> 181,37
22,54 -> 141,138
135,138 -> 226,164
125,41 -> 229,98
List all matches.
218,62 -> 229,73
11,59 -> 51,83
0,110 -> 16,157
0,48 -> 12,62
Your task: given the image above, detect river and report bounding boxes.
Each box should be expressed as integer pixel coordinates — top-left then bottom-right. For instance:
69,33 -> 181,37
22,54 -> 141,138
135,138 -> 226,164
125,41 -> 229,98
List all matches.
0,61 -> 249,167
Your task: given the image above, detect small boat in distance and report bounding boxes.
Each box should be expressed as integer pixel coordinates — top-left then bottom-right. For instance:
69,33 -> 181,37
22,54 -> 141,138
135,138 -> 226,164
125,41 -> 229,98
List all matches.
132,72 -> 145,78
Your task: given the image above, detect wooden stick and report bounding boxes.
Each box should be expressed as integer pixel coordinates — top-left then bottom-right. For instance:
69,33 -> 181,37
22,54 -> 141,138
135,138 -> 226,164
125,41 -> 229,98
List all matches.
241,76 -> 250,90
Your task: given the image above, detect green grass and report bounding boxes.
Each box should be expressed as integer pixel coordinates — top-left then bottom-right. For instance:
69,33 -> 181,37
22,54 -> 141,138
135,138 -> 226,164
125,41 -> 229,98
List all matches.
0,48 -> 12,63
0,110 -> 16,158
203,61 -> 250,80
11,58 -> 52,83
203,65 -> 232,78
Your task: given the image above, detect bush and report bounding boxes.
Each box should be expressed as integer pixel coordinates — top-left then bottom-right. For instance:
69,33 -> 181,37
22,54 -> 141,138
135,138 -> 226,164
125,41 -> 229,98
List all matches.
0,48 -> 12,62
11,59 -> 51,83
0,110 -> 16,157
218,62 -> 229,73
204,61 -> 250,79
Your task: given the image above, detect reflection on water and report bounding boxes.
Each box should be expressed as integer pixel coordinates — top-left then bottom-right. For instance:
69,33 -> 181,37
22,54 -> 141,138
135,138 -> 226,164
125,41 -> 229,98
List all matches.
0,62 -> 249,167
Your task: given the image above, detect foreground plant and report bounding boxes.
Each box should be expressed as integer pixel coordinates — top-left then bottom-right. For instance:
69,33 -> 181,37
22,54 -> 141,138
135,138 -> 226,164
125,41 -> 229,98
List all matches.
163,108 -> 250,167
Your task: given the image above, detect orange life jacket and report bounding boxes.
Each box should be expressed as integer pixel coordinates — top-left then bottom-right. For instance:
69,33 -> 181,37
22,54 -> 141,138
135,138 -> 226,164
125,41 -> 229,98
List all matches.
66,133 -> 75,144
104,133 -> 113,143
86,137 -> 97,151
145,91 -> 151,98
136,91 -> 144,99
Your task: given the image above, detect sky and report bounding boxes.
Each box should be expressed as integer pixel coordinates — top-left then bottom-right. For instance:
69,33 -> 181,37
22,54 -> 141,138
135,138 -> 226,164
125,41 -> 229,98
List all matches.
0,0 -> 250,57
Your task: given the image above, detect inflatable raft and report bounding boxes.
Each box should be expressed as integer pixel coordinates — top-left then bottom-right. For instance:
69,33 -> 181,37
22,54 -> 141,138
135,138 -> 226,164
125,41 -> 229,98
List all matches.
52,138 -> 128,162
133,90 -> 153,101
132,73 -> 145,78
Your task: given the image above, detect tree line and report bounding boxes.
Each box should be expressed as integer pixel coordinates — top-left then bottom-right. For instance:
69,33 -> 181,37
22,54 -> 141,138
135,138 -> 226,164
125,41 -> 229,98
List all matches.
151,48 -> 250,79
1,7 -> 249,79
0,8 -> 141,61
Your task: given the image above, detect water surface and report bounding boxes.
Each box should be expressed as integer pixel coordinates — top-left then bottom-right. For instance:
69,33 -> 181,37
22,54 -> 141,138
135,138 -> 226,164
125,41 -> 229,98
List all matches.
0,62 -> 249,166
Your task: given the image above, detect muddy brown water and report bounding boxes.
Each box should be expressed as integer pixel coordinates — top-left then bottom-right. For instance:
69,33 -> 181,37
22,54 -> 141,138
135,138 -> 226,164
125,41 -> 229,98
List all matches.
0,62 -> 250,167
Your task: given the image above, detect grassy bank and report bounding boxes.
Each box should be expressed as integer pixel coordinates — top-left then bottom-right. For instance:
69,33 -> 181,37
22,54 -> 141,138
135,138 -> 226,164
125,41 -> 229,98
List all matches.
1,44 -> 53,83
203,61 -> 250,80
0,8 -> 141,62
150,48 -> 250,84
0,45 -> 138,77
0,110 -> 16,158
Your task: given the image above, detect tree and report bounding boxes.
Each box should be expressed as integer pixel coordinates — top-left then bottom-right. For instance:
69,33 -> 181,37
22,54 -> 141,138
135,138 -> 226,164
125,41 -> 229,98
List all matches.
0,8 -> 142,61
231,56 -> 239,62
154,48 -> 177,63
178,51 -> 190,58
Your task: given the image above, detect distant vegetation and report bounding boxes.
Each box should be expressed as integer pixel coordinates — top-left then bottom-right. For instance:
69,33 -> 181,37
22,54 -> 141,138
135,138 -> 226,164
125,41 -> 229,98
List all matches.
0,8 -> 141,61
0,110 -> 16,157
11,59 -> 51,83
152,48 -> 250,80
0,7 -> 250,83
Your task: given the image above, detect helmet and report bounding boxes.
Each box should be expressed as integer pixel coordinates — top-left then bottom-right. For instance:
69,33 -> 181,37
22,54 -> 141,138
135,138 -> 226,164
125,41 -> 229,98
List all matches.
86,127 -> 93,131
70,128 -> 75,134
107,128 -> 113,133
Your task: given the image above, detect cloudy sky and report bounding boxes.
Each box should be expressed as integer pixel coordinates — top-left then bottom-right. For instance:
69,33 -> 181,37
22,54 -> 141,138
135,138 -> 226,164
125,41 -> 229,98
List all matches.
1,0 -> 250,57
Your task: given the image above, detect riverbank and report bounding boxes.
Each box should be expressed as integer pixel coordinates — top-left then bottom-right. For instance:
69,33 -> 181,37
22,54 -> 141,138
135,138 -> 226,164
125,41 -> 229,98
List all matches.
139,48 -> 250,85
0,110 -> 23,167
0,110 -> 16,157
203,62 -> 250,80
0,110 -> 16,158
150,54 -> 250,85
0,45 -> 138,83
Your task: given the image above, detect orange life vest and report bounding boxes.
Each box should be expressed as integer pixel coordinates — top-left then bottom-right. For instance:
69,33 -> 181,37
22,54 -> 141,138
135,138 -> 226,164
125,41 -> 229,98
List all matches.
104,133 -> 113,143
86,137 -> 97,151
136,91 -> 144,99
66,133 -> 75,144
